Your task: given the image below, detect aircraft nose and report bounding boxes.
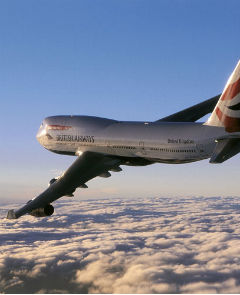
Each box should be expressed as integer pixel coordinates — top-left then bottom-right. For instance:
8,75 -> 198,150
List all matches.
36,129 -> 41,142
36,122 -> 47,143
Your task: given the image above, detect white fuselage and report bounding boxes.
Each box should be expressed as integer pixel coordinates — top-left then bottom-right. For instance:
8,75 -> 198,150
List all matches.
36,115 -> 228,164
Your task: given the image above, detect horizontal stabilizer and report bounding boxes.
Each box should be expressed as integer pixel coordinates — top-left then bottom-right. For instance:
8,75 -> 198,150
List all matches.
210,138 -> 240,163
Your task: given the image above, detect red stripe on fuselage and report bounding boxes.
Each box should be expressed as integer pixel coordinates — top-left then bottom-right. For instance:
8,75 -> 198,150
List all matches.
47,125 -> 72,130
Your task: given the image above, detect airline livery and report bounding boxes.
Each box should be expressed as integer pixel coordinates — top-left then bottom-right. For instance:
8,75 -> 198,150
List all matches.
7,60 -> 240,219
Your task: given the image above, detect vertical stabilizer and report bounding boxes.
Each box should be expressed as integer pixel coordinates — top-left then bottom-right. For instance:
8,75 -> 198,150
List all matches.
206,60 -> 240,132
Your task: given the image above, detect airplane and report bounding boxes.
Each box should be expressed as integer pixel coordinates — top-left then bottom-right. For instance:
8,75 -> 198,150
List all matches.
7,60 -> 240,219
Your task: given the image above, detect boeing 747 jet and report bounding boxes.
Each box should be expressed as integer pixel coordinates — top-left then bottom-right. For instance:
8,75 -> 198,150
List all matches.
7,60 -> 240,219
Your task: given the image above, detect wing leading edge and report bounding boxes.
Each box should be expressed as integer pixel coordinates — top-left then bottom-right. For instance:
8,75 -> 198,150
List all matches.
157,94 -> 221,122
7,152 -> 121,219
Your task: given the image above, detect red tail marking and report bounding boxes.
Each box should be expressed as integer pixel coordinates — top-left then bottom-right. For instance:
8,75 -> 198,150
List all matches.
221,77 -> 240,101
216,107 -> 223,121
216,106 -> 240,132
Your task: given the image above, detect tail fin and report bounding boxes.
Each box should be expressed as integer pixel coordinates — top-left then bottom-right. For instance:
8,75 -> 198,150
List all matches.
206,60 -> 240,132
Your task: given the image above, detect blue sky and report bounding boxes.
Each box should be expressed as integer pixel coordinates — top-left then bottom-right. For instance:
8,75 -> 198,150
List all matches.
1,0 -> 240,202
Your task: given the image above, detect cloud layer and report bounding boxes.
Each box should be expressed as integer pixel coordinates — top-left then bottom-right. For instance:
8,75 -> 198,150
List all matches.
1,196 -> 240,293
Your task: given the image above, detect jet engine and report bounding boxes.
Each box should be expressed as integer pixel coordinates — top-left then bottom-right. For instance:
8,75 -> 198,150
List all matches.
29,204 -> 54,217
48,177 -> 58,187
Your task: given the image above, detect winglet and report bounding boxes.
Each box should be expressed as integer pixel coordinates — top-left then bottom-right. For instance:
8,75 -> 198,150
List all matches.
7,209 -> 17,219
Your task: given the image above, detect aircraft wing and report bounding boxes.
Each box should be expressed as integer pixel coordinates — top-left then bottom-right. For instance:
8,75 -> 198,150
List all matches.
157,94 -> 221,122
7,152 -> 121,219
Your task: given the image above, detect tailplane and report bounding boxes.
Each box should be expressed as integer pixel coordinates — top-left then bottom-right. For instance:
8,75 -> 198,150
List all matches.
206,60 -> 240,132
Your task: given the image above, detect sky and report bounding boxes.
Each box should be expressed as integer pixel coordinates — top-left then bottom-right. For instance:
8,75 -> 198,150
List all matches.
1,0 -> 240,202
1,196 -> 240,293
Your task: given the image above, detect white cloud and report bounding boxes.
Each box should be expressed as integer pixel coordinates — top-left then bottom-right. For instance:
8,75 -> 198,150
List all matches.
1,196 -> 240,293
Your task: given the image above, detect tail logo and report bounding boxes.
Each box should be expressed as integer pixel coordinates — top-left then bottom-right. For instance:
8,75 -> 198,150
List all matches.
215,77 -> 240,132
220,77 -> 240,101
227,102 -> 240,111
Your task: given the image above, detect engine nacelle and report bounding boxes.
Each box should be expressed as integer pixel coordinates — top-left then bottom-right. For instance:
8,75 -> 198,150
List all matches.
48,178 -> 58,187
29,204 -> 54,217
99,171 -> 111,178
